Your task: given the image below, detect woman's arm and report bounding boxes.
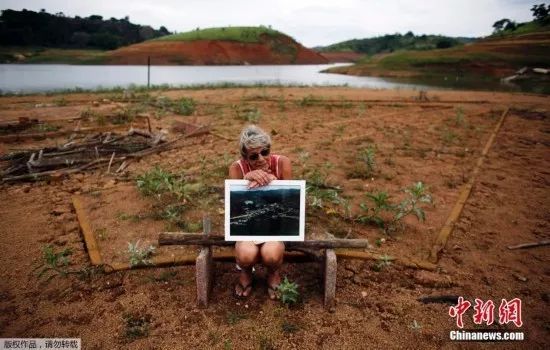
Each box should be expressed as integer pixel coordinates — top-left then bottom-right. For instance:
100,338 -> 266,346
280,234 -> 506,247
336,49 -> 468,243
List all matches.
278,155 -> 292,180
229,161 -> 271,187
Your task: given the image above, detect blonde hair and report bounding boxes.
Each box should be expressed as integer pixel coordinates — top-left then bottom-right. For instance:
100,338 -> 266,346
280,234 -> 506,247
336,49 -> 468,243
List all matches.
239,125 -> 271,158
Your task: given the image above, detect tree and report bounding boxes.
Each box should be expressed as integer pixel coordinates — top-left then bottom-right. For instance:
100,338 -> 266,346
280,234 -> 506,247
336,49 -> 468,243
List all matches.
492,18 -> 516,33
531,4 -> 550,23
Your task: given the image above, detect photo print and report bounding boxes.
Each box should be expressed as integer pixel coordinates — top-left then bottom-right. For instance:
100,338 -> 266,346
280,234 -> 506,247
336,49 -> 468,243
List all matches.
224,180 -> 306,241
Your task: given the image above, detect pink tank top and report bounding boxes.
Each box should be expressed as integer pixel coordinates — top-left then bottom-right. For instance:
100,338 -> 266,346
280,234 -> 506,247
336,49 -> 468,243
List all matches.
236,154 -> 282,179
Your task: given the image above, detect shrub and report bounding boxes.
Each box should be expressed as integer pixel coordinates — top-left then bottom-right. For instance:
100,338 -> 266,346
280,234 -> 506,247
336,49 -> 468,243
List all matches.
34,245 -> 72,282
277,277 -> 299,306
127,240 -> 155,267
174,97 -> 196,116
358,182 -> 433,234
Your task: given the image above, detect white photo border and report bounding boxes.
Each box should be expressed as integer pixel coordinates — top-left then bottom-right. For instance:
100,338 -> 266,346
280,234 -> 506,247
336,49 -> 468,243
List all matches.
224,179 -> 306,241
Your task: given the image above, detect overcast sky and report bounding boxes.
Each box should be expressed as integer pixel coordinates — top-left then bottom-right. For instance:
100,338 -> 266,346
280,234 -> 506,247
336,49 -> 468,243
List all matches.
0,0 -> 539,47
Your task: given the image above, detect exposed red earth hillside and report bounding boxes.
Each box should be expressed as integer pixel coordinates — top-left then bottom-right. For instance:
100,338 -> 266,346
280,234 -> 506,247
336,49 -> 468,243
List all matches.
108,35 -> 328,65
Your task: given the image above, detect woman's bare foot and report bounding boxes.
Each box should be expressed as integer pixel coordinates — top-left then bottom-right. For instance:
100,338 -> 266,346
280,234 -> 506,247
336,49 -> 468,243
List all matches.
267,270 -> 281,300
235,269 -> 253,298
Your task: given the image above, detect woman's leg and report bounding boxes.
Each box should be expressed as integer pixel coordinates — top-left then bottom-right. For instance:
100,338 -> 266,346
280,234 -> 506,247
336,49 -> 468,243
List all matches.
235,242 -> 260,297
260,242 -> 285,299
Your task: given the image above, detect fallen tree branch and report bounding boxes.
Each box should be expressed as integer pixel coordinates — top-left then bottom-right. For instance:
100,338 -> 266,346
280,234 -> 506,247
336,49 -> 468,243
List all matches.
507,240 -> 550,250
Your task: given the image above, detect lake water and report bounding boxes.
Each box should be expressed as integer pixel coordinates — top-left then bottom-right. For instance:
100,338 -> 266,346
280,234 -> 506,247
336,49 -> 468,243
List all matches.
0,64 -> 430,93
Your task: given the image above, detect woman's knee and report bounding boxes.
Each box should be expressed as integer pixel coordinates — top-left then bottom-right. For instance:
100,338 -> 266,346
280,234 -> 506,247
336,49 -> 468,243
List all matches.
235,242 -> 259,266
261,242 -> 285,267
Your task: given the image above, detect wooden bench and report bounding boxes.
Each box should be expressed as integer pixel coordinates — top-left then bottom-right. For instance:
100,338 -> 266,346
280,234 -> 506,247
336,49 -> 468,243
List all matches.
158,217 -> 370,309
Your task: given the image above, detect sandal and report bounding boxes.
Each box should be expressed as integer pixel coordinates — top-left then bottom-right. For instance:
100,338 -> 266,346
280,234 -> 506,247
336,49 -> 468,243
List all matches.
234,280 -> 253,299
267,284 -> 280,300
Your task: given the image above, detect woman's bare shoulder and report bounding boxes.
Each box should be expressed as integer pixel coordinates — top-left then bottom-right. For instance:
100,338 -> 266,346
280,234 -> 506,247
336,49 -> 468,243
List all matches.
228,160 -> 243,179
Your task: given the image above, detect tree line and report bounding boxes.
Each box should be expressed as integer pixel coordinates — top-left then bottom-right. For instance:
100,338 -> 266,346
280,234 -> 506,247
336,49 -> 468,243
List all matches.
492,3 -> 550,33
0,9 -> 172,49
317,32 -> 473,55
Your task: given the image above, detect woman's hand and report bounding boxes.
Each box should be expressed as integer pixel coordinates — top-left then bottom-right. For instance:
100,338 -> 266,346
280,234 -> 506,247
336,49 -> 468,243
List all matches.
245,170 -> 277,188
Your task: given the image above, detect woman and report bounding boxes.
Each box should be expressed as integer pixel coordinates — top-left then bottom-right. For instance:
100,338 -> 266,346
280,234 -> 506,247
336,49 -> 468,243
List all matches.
228,125 -> 292,299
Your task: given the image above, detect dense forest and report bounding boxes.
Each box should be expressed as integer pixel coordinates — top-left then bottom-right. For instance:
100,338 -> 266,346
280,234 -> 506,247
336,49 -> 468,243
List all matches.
316,32 -> 474,55
0,9 -> 171,49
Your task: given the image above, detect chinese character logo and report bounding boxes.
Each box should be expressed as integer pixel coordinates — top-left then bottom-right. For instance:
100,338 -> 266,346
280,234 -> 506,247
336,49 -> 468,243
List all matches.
499,298 -> 523,327
449,296 -> 471,328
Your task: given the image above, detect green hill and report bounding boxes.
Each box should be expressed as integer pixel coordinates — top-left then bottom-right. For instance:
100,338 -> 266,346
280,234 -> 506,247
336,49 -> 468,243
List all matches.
317,32 -> 475,55
153,26 -> 285,43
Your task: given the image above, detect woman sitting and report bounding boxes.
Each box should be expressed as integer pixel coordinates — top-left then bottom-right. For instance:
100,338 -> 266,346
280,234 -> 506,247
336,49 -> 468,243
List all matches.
228,125 -> 292,299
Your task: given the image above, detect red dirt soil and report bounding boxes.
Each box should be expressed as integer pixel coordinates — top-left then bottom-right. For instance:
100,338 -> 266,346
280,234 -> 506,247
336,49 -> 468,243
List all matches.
108,38 -> 328,65
0,88 -> 549,349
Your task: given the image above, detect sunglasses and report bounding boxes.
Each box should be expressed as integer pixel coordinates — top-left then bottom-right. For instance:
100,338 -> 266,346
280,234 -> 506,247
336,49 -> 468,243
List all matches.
247,148 -> 270,161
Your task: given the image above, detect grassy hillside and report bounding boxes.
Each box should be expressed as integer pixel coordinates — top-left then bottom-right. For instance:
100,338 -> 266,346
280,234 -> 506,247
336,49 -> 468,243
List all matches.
326,28 -> 550,93
331,27 -> 550,76
153,26 -> 285,43
317,33 -> 475,55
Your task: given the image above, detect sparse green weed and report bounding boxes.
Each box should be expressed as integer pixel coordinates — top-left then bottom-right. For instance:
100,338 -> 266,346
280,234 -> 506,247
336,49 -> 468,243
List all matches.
123,313 -> 151,340
34,245 -> 73,282
127,240 -> 155,267
277,277 -> 299,306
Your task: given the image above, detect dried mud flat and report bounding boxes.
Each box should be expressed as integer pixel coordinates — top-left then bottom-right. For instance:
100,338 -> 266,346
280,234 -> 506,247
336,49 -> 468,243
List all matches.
0,87 -> 549,349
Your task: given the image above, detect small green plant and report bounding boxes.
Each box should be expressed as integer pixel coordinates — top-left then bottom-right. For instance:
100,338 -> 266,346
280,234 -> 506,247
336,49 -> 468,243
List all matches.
95,114 -> 107,126
33,123 -> 60,132
455,107 -> 466,127
34,245 -> 73,282
441,128 -> 458,145
395,182 -> 433,223
358,191 -> 394,227
298,94 -> 320,107
372,254 -> 393,271
223,339 -> 233,350
259,335 -> 275,350
277,277 -> 299,306
375,237 -> 385,247
347,145 -> 377,179
277,95 -> 286,111
226,311 -> 247,325
96,228 -> 108,240
80,107 -> 97,119
123,313 -> 151,340
116,212 -> 141,222
136,167 -> 197,201
53,97 -> 67,106
158,204 -> 185,221
410,319 -> 423,332
243,107 -> 261,122
359,146 -> 376,175
174,97 -> 196,115
358,182 -> 432,234
281,320 -> 300,333
127,240 -> 155,267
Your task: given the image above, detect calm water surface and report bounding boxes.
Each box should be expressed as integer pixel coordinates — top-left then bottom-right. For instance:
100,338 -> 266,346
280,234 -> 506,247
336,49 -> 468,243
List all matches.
0,64 -> 430,93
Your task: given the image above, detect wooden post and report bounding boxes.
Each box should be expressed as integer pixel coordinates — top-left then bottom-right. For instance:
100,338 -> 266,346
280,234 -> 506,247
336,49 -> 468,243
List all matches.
324,249 -> 337,310
196,216 -> 213,308
147,56 -> 151,89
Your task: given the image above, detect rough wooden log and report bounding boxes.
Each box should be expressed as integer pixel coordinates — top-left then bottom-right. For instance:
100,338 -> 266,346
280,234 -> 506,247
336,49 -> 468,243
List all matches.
158,232 -> 370,249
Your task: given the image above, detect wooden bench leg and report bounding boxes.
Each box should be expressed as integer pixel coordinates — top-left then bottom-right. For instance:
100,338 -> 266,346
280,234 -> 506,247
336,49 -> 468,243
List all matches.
196,217 -> 213,308
324,248 -> 337,309
196,246 -> 212,308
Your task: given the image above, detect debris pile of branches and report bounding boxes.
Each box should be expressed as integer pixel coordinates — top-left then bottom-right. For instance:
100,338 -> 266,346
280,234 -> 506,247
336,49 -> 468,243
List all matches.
1,127 -> 175,183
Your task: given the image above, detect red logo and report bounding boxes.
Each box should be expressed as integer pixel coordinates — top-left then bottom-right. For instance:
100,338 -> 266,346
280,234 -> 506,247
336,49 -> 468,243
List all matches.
449,297 -> 471,328
449,297 -> 523,328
